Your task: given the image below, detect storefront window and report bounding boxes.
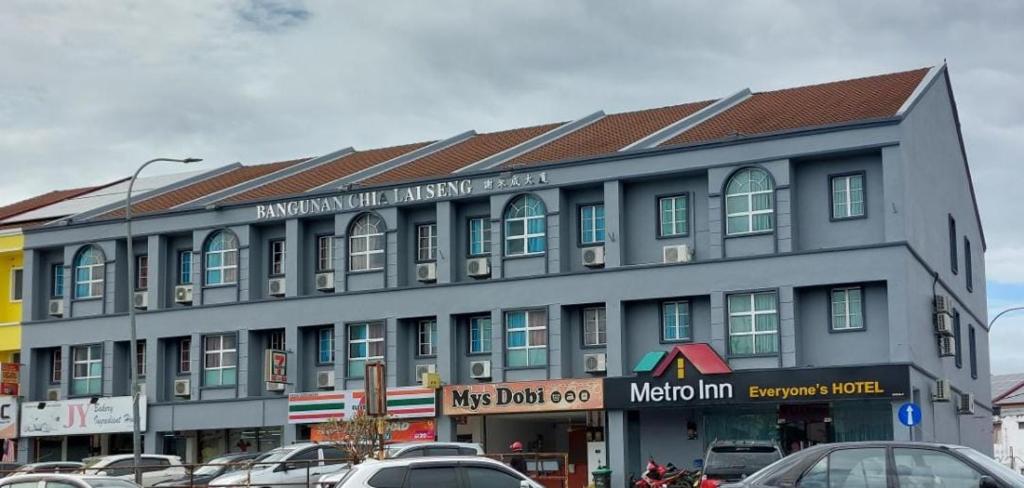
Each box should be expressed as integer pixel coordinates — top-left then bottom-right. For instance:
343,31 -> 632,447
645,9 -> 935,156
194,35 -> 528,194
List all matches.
832,401 -> 893,442
704,407 -> 779,446
506,309 -> 547,368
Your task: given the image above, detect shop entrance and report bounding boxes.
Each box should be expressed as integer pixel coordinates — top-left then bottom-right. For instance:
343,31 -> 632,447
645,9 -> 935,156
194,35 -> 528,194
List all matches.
777,404 -> 831,454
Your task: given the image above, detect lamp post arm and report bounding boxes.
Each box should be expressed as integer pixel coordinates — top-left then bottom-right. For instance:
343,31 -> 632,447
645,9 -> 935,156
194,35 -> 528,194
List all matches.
990,306 -> 1024,329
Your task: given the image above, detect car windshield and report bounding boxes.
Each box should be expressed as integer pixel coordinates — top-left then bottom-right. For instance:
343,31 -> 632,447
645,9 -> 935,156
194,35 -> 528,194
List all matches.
256,447 -> 300,465
706,445 -> 782,472
956,448 -> 1024,487
193,456 -> 245,476
82,458 -> 106,469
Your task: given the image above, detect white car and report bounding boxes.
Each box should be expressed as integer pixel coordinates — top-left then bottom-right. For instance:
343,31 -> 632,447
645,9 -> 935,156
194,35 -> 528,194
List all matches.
0,473 -> 140,488
81,455 -> 186,488
384,442 -> 483,459
316,456 -> 542,488
208,442 -> 350,488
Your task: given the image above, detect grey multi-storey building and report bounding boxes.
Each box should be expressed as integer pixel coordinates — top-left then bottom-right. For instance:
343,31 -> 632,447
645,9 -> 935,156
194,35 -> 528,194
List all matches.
14,65 -> 989,486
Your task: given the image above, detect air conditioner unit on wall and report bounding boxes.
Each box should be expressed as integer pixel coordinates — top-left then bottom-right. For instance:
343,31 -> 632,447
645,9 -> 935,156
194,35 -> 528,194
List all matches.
466,257 -> 491,278
133,291 -> 148,309
958,393 -> 976,415
584,353 -> 607,373
48,299 -> 64,317
470,360 -> 491,380
266,382 -> 285,392
174,285 -> 193,304
934,379 -> 952,402
582,246 -> 605,268
268,277 -> 286,297
416,262 -> 437,283
173,379 -> 191,398
315,272 -> 335,291
46,388 -> 60,401
934,313 -> 953,336
663,244 -> 693,264
317,370 -> 335,389
938,336 -> 956,357
934,295 -> 952,315
415,364 -> 436,385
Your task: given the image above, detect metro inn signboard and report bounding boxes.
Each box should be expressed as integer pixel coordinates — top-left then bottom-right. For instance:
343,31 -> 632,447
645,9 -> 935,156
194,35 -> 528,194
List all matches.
603,344 -> 911,409
255,172 -> 550,221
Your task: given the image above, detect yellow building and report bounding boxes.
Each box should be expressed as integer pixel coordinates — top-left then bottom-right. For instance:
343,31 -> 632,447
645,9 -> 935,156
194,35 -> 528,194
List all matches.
0,231 -> 23,365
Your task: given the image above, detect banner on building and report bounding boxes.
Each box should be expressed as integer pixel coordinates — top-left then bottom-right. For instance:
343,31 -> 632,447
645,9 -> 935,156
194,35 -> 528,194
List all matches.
288,387 -> 436,424
0,364 -> 19,396
0,396 -> 18,439
442,378 -> 604,416
603,344 -> 911,409
310,419 -> 436,443
264,350 -> 288,384
20,395 -> 146,437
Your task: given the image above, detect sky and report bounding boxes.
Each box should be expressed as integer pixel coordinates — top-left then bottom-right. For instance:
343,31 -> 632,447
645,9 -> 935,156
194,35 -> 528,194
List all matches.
1,1 -> 1022,371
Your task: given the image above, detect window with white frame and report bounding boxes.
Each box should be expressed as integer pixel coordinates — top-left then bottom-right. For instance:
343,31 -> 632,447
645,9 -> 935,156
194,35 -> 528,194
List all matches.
268,330 -> 286,351
52,263 -> 64,298
468,218 -> 491,256
831,173 -> 865,219
728,292 -> 778,355
204,231 -> 239,285
416,224 -> 437,262
74,246 -> 105,299
580,204 -> 605,245
506,309 -> 547,367
71,344 -> 102,396
178,251 -> 193,285
725,168 -> 774,235
830,287 -> 864,331
347,322 -> 384,377
317,235 -> 334,272
10,268 -> 23,301
349,214 -> 385,271
469,316 -> 491,354
583,307 -> 607,347
504,195 -> 546,256
51,349 -> 62,383
417,320 -> 437,356
179,338 -> 191,374
662,301 -> 691,342
659,194 -> 689,237
318,328 -> 335,364
135,255 -> 149,290
203,334 -> 237,386
135,340 -> 146,377
269,240 -> 286,276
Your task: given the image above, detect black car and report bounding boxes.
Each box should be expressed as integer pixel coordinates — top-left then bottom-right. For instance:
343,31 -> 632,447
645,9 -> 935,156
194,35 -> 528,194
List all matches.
722,441 -> 1024,488
702,440 -> 785,485
153,452 -> 262,487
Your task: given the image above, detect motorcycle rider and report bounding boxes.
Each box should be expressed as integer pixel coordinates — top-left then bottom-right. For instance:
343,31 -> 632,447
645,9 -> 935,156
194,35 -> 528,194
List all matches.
509,441 -> 529,475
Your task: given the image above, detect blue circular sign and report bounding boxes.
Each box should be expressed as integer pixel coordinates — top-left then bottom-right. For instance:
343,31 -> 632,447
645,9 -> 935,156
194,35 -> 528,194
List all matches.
898,402 -> 922,427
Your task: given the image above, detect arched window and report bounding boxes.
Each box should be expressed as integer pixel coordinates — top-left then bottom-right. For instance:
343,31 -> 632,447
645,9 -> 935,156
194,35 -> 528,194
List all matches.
73,246 -> 105,299
504,195 -> 546,256
349,214 -> 385,271
204,230 -> 239,285
724,168 -> 774,235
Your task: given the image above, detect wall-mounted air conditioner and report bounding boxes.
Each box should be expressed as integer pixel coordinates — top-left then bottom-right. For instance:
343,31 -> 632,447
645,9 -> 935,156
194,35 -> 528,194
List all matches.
663,244 -> 693,264
584,353 -> 607,373
48,299 -> 64,317
958,393 -> 975,415
174,285 -> 193,304
317,370 -> 335,389
173,379 -> 191,398
933,379 -> 952,402
934,295 -> 952,315
315,272 -> 335,291
466,258 -> 491,278
934,313 -> 953,336
46,388 -> 60,401
266,382 -> 285,392
582,246 -> 605,268
415,363 -> 437,385
470,360 -> 491,380
268,277 -> 286,297
133,291 -> 148,309
416,262 -> 437,283
938,335 -> 956,357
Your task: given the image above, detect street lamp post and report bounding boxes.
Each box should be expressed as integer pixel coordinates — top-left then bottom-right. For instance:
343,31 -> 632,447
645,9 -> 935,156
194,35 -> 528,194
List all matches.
126,157 -> 201,484
990,306 -> 1024,329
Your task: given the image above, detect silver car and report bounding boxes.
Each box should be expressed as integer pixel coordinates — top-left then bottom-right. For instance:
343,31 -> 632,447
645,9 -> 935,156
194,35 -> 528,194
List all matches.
0,473 -> 140,488
316,456 -> 541,488
208,443 -> 350,488
384,442 -> 483,459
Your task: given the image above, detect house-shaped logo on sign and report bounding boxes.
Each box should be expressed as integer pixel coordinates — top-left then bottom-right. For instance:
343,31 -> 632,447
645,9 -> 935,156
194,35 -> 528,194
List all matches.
633,344 -> 732,379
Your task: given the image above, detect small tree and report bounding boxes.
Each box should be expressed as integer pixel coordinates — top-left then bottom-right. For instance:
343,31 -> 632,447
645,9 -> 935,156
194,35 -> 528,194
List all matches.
318,412 -> 390,463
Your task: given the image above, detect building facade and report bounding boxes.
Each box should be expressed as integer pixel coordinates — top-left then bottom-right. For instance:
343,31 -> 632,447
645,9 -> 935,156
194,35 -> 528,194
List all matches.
993,374 -> 1024,473
14,66 -> 990,487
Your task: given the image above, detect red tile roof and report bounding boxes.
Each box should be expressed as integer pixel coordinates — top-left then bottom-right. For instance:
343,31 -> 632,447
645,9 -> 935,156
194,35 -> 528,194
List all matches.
360,123 -> 564,186
220,141 -> 434,204
660,68 -> 929,147
100,158 -> 306,219
0,184 -> 115,221
500,101 -> 714,169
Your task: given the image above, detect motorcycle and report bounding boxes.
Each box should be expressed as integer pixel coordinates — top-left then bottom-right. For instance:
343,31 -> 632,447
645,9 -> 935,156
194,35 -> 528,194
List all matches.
631,457 -> 700,488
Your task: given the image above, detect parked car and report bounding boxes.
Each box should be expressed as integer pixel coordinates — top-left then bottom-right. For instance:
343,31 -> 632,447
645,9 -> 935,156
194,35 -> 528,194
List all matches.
384,442 -> 484,459
317,456 -> 542,488
81,454 -> 186,487
701,440 -> 784,486
0,473 -> 140,488
721,441 -> 1024,488
4,462 -> 84,477
153,452 -> 263,487
208,442 -> 350,488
